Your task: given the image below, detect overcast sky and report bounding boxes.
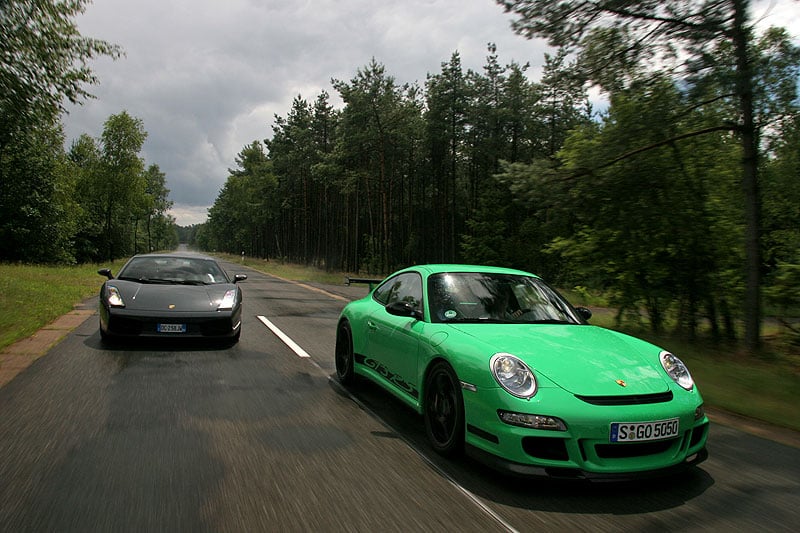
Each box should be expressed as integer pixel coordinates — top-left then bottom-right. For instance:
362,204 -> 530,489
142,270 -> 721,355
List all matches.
62,0 -> 799,226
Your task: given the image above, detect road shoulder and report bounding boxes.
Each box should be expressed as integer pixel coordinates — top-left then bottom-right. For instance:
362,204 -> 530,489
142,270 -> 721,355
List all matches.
0,301 -> 95,389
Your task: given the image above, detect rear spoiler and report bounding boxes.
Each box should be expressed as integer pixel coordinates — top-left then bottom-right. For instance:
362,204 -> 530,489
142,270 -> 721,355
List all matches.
344,277 -> 384,290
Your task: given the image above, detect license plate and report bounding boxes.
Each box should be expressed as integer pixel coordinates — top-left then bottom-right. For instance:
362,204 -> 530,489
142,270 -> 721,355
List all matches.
610,418 -> 680,442
157,323 -> 186,333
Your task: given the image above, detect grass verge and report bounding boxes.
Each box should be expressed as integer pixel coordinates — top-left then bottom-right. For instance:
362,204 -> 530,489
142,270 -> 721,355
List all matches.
0,261 -> 123,351
217,254 -> 362,285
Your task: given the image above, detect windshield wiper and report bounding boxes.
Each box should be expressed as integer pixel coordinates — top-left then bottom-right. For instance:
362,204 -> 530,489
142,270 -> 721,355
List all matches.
136,277 -> 176,284
117,276 -> 170,284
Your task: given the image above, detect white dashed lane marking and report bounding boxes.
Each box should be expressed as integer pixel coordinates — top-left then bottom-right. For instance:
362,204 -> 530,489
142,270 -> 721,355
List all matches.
257,315 -> 311,358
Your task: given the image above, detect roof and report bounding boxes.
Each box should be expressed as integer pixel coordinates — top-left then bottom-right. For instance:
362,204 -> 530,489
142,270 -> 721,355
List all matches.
395,264 -> 539,278
129,252 -> 218,262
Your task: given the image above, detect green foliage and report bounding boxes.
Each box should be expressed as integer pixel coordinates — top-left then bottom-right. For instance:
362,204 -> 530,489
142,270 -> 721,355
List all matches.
0,0 -> 122,147
0,122 -> 78,262
206,140 -> 277,257
0,2 -> 174,264
545,78 -> 750,336
140,164 -> 175,252
204,46 -> 590,277
64,111 -> 178,261
497,0 -> 800,351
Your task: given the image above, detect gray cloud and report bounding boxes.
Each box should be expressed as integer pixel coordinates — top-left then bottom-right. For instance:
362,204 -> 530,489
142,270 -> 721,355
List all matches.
63,1 -> 554,225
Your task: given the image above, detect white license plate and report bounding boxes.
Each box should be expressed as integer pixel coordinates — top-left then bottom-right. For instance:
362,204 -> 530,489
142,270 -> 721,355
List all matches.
157,323 -> 186,333
610,418 -> 680,442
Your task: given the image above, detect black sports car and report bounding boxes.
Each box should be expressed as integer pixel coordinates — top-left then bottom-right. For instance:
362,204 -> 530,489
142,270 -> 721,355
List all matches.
97,253 -> 246,343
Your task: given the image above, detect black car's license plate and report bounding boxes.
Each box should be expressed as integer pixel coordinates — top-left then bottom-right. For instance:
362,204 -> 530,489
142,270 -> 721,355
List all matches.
610,418 -> 679,442
157,323 -> 187,333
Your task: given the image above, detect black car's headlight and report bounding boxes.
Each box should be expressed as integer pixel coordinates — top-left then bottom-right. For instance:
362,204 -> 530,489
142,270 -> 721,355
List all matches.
660,351 -> 694,391
491,353 -> 537,398
106,286 -> 125,308
217,289 -> 236,310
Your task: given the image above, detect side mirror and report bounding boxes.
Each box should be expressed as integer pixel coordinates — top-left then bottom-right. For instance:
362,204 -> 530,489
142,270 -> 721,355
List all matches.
385,301 -> 423,321
233,274 -> 247,284
576,307 -> 592,321
98,268 -> 114,280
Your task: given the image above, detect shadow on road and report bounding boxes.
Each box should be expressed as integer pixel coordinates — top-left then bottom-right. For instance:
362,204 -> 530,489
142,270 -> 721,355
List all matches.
331,375 -> 715,516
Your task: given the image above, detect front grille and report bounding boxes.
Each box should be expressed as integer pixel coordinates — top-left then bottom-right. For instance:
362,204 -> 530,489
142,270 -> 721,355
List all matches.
109,316 -> 231,336
522,436 -> 569,461
690,422 -> 708,447
200,318 -> 233,336
109,316 -> 142,335
575,391 -> 673,406
594,438 -> 678,459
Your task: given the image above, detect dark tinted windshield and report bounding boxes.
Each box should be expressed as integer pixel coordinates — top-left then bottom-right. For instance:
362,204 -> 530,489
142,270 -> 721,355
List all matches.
117,257 -> 229,285
428,272 -> 582,324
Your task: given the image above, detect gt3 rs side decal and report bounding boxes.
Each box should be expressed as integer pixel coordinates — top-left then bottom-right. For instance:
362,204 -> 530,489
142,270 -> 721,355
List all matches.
354,353 -> 419,399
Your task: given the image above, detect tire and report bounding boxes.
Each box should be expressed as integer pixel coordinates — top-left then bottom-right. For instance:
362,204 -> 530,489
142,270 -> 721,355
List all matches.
99,322 -> 114,346
335,320 -> 356,386
424,360 -> 465,456
223,329 -> 241,347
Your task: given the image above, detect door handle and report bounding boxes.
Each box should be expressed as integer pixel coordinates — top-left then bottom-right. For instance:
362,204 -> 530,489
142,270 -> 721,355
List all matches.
367,320 -> 378,330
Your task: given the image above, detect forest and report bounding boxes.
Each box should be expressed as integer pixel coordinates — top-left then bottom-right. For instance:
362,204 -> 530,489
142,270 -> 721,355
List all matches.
197,2 -> 800,350
2,1 -> 799,350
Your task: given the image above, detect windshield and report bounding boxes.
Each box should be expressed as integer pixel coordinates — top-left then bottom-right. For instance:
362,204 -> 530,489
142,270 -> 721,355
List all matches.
117,256 -> 229,285
428,272 -> 583,325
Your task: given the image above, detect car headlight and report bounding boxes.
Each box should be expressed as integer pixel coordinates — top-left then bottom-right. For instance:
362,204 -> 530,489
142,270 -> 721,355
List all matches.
660,351 -> 694,390
498,410 -> 566,431
491,353 -> 537,398
106,286 -> 125,308
218,289 -> 236,310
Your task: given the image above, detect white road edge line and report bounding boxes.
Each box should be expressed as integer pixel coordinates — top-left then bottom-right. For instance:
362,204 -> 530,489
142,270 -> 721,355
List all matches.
257,315 -> 311,358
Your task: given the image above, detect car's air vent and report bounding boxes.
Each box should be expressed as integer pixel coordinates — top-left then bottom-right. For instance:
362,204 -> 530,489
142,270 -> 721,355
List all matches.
574,391 -> 673,406
594,438 -> 678,459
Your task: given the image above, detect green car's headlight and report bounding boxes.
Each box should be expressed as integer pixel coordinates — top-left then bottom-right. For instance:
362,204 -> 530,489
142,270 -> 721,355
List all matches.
106,285 -> 125,308
491,353 -> 537,398
660,351 -> 694,391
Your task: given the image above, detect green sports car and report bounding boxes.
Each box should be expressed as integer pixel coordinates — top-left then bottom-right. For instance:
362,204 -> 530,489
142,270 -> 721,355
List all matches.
335,264 -> 709,479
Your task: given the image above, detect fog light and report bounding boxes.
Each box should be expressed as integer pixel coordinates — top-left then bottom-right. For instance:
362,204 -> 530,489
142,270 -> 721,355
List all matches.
695,404 -> 705,420
498,410 -> 567,431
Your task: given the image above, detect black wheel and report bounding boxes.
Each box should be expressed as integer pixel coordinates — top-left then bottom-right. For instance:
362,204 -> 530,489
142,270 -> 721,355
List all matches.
335,320 -> 356,386
223,329 -> 241,347
99,323 -> 114,346
424,361 -> 465,456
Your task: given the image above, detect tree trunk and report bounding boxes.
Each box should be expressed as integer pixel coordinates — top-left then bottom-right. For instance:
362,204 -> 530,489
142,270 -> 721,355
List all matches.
733,0 -> 761,351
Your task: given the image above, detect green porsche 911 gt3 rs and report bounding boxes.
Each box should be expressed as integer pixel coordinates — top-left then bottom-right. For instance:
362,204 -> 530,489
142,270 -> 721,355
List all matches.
335,264 -> 709,479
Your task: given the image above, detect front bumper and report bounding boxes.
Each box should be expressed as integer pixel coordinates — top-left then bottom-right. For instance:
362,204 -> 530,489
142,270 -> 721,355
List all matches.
99,305 -> 242,338
462,384 -> 709,479
467,442 -> 708,481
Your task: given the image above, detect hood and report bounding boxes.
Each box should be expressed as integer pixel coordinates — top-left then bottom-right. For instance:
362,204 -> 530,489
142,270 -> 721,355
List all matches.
449,323 -> 669,396
110,280 -> 232,312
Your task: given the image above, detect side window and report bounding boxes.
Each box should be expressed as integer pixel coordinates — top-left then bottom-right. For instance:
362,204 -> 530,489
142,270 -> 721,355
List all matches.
373,276 -> 397,305
373,273 -> 423,309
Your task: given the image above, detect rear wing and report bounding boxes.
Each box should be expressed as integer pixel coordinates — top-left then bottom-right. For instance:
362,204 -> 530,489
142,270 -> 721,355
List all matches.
344,277 -> 384,290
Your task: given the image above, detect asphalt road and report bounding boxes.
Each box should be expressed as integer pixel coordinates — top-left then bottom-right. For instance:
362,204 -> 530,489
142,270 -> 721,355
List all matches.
1,258 -> 799,532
